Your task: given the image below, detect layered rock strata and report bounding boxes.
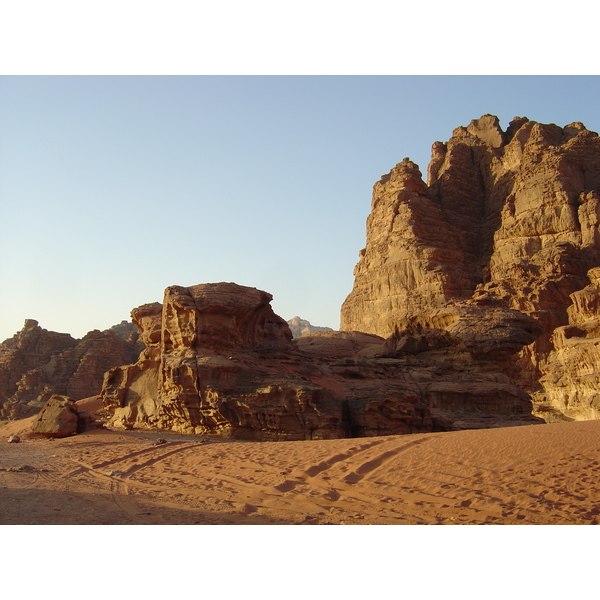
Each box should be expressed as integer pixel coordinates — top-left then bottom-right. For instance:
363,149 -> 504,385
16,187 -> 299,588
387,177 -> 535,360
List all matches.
0,320 -> 141,420
100,282 -> 542,440
341,115 -> 600,421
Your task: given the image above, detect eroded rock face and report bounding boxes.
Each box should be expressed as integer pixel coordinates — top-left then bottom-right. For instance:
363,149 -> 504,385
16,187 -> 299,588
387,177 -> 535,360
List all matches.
101,282 -> 542,439
102,283 -> 343,440
0,320 -> 141,420
384,305 -> 542,361
341,115 -> 600,422
295,331 -> 385,358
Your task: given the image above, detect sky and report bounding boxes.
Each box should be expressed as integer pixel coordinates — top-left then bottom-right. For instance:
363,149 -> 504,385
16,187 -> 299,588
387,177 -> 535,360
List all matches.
2,75 -> 600,341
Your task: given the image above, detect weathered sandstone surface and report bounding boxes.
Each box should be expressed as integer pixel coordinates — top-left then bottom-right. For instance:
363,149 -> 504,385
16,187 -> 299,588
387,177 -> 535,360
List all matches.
287,316 -> 333,338
0,320 -> 141,420
102,283 -> 341,440
100,282 -> 541,440
535,266 -> 600,421
341,114 -> 600,422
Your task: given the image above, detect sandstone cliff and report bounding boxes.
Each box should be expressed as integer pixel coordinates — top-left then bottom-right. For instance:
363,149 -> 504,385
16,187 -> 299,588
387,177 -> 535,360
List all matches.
341,115 -> 600,422
287,316 -> 333,338
0,320 -> 141,419
100,282 -> 541,440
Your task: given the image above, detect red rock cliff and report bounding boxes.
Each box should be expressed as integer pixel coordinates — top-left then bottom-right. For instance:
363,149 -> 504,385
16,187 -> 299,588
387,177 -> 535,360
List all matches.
341,115 -> 600,421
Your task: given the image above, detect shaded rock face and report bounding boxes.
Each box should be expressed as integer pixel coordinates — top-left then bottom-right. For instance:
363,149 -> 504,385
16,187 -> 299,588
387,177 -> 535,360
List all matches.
384,305 -> 542,362
295,330 -> 385,358
341,115 -> 600,422
0,320 -> 141,420
287,316 -> 333,338
101,282 -> 542,440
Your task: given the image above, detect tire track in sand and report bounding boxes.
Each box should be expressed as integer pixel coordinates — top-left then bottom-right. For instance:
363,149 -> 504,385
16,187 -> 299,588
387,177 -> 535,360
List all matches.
62,442 -> 205,480
341,436 -> 430,484
256,435 -> 433,523
50,442 -> 210,521
273,438 -> 386,493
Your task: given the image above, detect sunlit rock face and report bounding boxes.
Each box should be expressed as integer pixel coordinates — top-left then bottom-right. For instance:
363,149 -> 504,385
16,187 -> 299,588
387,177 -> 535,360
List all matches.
341,115 -> 600,422
535,267 -> 600,421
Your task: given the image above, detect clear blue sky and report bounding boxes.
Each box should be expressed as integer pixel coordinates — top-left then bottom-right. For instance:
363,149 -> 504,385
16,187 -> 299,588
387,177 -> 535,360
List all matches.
2,75 -> 600,341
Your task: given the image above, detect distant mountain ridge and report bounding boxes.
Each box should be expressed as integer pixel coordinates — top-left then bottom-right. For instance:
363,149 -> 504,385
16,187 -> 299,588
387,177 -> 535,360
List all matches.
287,316 -> 333,338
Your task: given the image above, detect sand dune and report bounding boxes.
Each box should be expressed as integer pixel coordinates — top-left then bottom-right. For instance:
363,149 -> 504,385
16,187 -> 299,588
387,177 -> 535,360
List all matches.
2,415 -> 599,525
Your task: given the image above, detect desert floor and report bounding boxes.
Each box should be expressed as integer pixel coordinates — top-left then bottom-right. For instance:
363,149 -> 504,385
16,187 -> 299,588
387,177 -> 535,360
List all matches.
2,405 -> 600,525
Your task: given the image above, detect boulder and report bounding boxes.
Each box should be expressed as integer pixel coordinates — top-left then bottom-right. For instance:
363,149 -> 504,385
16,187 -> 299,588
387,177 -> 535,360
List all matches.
30,394 -> 81,438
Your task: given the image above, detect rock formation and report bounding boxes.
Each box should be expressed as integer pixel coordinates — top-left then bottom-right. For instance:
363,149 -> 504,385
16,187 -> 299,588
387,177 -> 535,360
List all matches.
287,316 -> 333,338
100,282 -> 541,439
0,320 -> 141,420
341,114 -> 600,422
101,283 -> 342,440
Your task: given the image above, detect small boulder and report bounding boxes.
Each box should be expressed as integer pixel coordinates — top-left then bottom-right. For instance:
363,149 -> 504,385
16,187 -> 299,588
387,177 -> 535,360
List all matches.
7,435 -> 20,443
30,394 -> 80,438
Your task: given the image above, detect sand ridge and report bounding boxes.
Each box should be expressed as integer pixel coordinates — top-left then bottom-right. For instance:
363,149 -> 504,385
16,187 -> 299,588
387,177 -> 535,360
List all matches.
1,419 -> 599,525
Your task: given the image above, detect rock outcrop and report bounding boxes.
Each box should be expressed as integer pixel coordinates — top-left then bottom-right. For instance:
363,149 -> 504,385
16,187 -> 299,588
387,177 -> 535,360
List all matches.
341,115 -> 600,422
0,320 -> 141,420
295,330 -> 385,358
100,282 -> 542,439
287,316 -> 333,338
102,283 -> 342,440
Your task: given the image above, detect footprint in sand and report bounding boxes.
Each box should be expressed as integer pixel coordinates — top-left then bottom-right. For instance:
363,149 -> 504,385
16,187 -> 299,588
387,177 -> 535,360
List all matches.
322,489 -> 340,502
274,480 -> 298,493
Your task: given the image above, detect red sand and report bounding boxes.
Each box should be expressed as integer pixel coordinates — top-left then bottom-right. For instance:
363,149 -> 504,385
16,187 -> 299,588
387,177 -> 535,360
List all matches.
2,415 -> 599,525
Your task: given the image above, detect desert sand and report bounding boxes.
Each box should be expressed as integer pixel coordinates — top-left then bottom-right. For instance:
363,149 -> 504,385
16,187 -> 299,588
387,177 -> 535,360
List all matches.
2,397 -> 599,525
